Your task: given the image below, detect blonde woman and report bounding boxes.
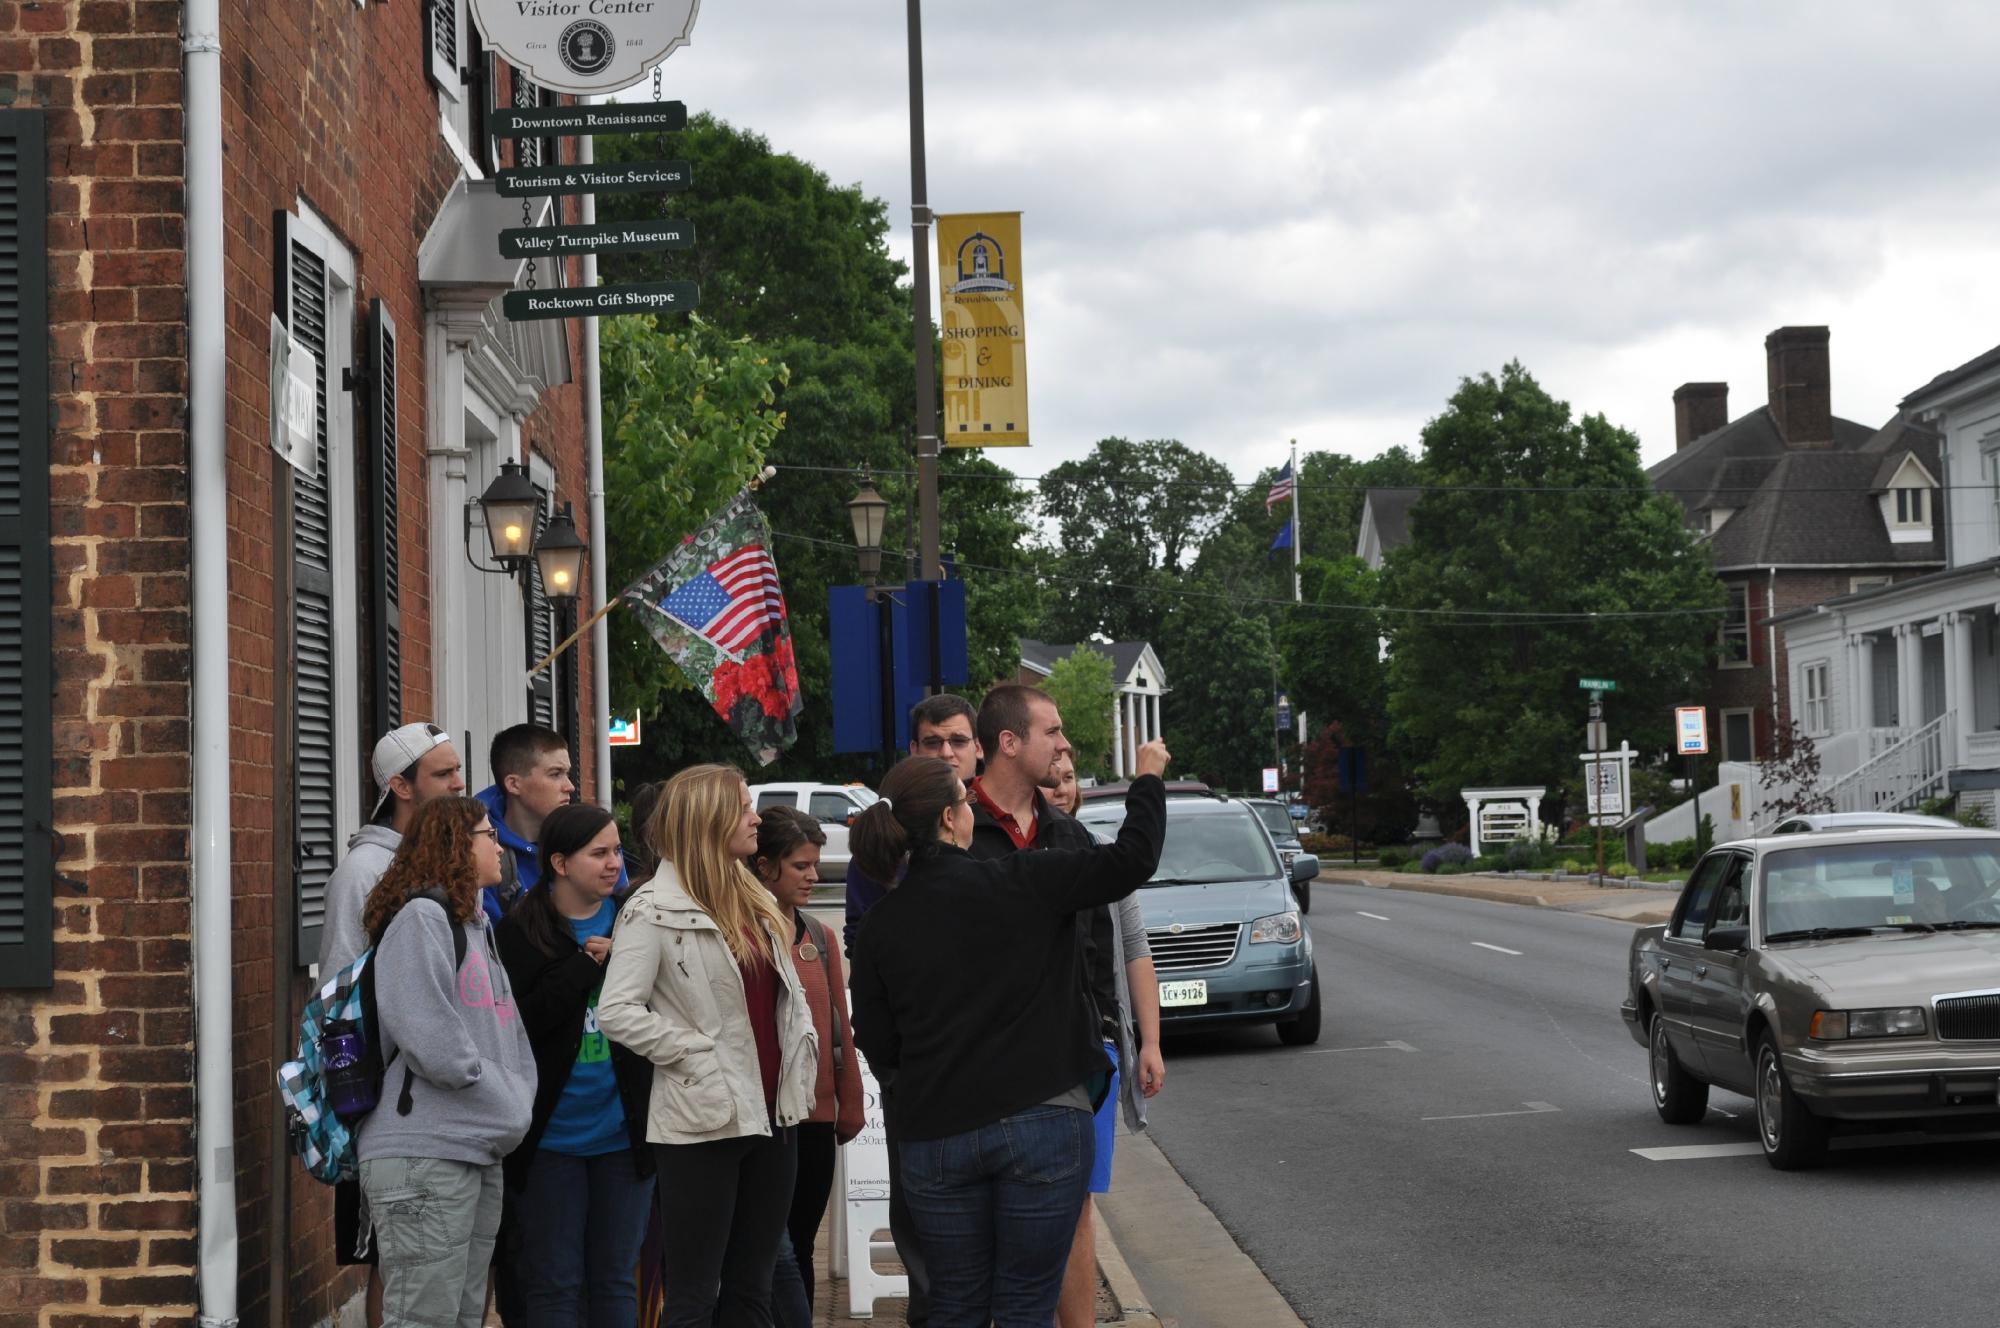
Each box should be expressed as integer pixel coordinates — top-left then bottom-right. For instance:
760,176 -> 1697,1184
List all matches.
596,765 -> 818,1328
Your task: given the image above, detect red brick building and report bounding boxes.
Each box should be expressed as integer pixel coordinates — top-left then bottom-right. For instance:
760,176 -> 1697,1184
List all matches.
1,2 -> 610,1322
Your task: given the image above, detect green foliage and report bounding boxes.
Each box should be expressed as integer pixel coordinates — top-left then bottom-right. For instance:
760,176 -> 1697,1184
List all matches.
1376,846 -> 1409,868
1378,363 -> 1725,807
1155,587 -> 1278,792
1041,646 -> 1117,781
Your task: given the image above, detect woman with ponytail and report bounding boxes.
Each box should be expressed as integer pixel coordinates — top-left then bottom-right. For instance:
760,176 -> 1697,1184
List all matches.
847,739 -> 1172,1328
594,764 -> 818,1328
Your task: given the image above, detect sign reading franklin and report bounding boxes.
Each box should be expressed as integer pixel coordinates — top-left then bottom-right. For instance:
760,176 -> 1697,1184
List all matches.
470,0 -> 701,96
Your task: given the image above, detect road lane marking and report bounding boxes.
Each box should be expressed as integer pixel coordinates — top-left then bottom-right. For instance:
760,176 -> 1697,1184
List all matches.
1421,1101 -> 1560,1122
1356,911 -> 1390,921
1306,1040 -> 1418,1055
1629,1143 -> 1764,1162
1471,941 -> 1523,956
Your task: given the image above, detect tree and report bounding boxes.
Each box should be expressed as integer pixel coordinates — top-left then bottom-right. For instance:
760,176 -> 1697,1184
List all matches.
1378,363 -> 1725,807
1155,584 -> 1278,791
1041,646 -> 1116,781
1757,719 -> 1835,822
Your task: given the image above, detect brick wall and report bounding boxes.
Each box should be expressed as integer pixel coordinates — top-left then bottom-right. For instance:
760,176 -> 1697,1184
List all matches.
2,0 -> 202,1324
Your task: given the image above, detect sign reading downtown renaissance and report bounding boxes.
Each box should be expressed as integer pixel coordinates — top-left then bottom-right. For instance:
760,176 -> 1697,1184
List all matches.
936,212 -> 1028,448
498,218 -> 694,259
503,280 -> 699,322
489,100 -> 687,137
470,0 -> 701,96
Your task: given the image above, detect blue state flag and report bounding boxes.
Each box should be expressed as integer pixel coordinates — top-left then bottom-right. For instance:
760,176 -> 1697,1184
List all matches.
1267,519 -> 1293,562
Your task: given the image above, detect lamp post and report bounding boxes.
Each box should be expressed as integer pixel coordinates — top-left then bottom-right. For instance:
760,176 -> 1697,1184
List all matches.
846,477 -> 889,586
472,459 -> 542,570
533,502 -> 588,603
848,477 -> 896,759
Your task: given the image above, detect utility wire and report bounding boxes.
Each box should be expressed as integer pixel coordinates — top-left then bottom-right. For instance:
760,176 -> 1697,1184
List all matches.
768,529 -> 1732,627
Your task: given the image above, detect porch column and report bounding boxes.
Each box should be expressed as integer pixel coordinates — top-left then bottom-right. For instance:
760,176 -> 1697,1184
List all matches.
1123,691 -> 1138,773
1110,689 -> 1125,779
1951,612 -> 1975,758
1149,692 -> 1161,746
1897,624 -> 1921,731
1849,636 -> 1871,729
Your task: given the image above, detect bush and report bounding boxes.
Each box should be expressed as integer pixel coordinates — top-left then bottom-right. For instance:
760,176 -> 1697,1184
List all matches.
1300,832 -> 1350,855
1421,843 -> 1472,874
1502,841 -> 1538,871
1607,863 -> 1637,879
1376,846 -> 1408,869
1560,858 -> 1586,875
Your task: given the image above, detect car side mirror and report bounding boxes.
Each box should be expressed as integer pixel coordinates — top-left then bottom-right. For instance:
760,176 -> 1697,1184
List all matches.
1704,925 -> 1749,953
1291,854 -> 1320,885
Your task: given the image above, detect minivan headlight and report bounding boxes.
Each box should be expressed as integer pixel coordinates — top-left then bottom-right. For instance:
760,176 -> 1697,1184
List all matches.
1248,911 -> 1301,945
1809,1007 -> 1927,1040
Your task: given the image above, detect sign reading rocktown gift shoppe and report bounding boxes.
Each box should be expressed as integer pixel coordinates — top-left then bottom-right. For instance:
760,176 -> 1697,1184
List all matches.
470,0 -> 701,96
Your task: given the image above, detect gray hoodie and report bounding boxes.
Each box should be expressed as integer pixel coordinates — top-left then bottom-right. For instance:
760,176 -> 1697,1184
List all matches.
317,824 -> 402,976
356,896 -> 536,1167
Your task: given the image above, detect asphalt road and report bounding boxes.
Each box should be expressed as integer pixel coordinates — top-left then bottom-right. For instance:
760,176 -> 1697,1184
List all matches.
1139,881 -> 2000,1328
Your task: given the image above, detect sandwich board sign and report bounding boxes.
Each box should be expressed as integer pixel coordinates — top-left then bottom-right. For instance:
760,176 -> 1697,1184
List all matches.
470,0 -> 701,96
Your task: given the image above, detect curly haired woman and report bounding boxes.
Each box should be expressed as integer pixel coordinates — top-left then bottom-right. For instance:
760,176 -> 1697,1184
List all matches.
596,764 -> 818,1328
357,795 -> 536,1328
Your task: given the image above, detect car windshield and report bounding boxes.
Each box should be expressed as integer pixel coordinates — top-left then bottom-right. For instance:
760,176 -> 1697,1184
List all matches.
1761,839 -> 2000,938
1250,802 -> 1294,838
1078,805 -> 1282,885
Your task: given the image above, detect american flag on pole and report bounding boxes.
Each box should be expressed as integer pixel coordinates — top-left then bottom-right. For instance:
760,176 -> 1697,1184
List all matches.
623,490 -> 803,765
1265,460 -> 1294,514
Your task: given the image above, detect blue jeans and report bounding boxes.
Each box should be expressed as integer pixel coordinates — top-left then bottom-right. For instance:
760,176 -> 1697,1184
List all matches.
511,1148 -> 656,1328
900,1105 -> 1094,1328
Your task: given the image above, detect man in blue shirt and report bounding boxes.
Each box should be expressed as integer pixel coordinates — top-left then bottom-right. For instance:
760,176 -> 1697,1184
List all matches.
474,723 -> 626,920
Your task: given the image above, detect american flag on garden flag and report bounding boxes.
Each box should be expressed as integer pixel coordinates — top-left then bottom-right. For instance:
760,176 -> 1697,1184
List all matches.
656,543 -> 785,657
1265,460 -> 1294,514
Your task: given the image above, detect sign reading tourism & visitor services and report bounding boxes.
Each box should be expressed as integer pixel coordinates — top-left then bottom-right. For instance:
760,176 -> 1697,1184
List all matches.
489,100 -> 687,138
498,219 -> 695,259
470,0 -> 700,97
497,160 -> 691,198
503,280 -> 699,322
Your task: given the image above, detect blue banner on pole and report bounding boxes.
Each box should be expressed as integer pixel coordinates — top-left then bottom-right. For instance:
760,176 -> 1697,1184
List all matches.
829,585 -> 883,755
1337,746 -> 1368,795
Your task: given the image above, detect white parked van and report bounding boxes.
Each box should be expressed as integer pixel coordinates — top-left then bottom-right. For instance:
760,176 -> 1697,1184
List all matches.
746,782 -> 880,880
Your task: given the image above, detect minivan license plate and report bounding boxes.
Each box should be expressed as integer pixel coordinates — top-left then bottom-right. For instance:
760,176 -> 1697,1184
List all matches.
1159,979 -> 1208,1008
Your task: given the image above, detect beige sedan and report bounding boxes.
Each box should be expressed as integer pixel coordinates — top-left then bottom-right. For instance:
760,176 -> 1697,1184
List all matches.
1621,828 -> 2000,1169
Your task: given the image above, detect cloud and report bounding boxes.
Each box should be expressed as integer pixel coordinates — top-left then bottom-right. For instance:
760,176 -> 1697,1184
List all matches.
649,1 -> 2000,481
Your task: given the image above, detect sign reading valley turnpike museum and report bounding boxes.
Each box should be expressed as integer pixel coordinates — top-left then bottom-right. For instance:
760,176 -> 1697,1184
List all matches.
936,212 -> 1029,448
471,0 -> 702,96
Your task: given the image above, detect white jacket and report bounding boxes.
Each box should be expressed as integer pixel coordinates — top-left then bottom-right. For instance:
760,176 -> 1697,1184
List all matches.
596,863 -> 818,1145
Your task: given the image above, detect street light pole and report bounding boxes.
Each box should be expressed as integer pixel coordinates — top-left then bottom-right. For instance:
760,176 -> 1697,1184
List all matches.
906,0 -> 942,583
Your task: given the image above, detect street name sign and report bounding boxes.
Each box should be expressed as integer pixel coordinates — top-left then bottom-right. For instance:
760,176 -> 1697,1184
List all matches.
498,219 -> 695,259
1578,677 -> 1617,692
470,2 -> 700,97
1675,706 -> 1709,755
503,280 -> 699,321
489,100 -> 687,137
496,160 -> 692,198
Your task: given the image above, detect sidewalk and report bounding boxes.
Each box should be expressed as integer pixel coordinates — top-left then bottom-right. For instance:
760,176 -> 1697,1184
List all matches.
1315,865 -> 1680,925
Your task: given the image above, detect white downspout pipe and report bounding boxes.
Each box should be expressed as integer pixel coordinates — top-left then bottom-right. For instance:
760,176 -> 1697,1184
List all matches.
183,2 -> 239,1324
580,125 -> 611,807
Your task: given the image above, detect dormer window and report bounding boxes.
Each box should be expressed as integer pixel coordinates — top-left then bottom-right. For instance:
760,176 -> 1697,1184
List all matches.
1879,453 -> 1938,544
1708,507 -> 1736,534
1895,487 -> 1924,524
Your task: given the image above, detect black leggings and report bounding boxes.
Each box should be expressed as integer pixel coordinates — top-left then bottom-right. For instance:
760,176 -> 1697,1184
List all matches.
653,1128 -> 798,1328
786,1123 -> 837,1307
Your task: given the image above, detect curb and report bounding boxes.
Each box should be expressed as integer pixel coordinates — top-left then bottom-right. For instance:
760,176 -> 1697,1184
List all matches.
1322,872 -> 1675,926
1093,1205 -> 1165,1326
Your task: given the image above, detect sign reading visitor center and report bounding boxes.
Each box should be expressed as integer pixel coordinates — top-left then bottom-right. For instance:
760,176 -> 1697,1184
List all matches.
503,280 -> 700,322
470,0 -> 701,96
498,219 -> 695,259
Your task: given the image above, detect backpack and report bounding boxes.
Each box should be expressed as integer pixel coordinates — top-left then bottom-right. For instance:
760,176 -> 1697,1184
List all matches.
279,888 -> 465,1184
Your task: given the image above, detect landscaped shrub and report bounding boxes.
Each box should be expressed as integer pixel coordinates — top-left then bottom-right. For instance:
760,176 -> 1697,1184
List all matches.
1502,841 -> 1539,871
1421,843 -> 1472,874
1561,858 -> 1586,875
1607,863 -> 1637,879
1376,846 -> 1409,868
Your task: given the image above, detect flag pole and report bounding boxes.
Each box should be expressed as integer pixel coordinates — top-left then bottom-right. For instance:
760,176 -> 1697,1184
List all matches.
1290,438 -> 1302,604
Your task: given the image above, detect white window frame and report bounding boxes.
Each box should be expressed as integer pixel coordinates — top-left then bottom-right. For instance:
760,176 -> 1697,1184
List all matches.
1983,439 -> 2000,544
288,203 -> 363,867
1849,575 -> 1892,594
1799,660 -> 1831,737
1720,707 -> 1757,762
1719,582 -> 1753,669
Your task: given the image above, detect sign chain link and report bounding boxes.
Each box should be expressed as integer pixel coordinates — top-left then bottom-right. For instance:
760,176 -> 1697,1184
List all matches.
515,63 -> 537,290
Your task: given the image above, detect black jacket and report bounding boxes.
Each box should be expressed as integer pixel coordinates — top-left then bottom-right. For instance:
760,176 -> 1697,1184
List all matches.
848,776 -> 1166,1142
494,903 -> 655,1187
969,786 -> 1119,1042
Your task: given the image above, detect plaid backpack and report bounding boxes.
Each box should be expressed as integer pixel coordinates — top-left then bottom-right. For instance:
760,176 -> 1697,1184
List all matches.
278,888 -> 461,1184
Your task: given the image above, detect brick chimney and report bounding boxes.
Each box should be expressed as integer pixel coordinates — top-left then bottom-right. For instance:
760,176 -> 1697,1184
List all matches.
1673,382 -> 1729,449
1765,325 -> 1833,448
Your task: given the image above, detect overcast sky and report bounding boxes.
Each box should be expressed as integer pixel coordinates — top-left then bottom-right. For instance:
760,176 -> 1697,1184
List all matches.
647,1 -> 2000,483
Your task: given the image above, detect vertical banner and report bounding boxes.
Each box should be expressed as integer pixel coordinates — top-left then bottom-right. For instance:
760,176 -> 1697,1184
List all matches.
936,211 -> 1029,448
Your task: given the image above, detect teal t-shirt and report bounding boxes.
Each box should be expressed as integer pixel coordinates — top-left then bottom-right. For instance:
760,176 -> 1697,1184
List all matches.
537,898 -> 629,1157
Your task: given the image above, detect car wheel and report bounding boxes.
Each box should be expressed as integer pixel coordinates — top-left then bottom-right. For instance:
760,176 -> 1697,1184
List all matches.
1755,1034 -> 1828,1170
1649,1011 -> 1709,1125
1277,965 -> 1321,1046
1295,881 -> 1311,914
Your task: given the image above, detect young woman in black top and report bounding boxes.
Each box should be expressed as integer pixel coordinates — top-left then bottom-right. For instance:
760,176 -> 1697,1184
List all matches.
494,803 -> 655,1328
846,741 -> 1170,1328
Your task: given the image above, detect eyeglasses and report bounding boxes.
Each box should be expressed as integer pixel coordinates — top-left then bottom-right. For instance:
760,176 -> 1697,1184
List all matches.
917,735 -> 975,753
473,827 -> 499,842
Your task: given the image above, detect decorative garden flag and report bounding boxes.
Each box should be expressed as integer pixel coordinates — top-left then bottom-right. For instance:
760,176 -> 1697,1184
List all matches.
622,491 -> 802,765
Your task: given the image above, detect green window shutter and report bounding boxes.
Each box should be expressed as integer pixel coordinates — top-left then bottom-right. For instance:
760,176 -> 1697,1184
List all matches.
285,223 -> 337,961
0,111 -> 53,987
364,299 -> 401,739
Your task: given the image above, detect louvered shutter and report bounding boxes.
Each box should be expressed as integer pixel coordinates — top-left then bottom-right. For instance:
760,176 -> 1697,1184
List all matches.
515,73 -> 545,171
525,481 -> 556,728
0,112 -> 53,988
426,0 -> 461,99
364,299 -> 401,739
285,224 -> 338,959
